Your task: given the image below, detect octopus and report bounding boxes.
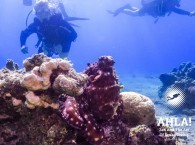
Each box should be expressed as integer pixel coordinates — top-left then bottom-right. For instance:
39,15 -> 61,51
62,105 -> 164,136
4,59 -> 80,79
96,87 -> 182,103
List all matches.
59,56 -> 175,145
59,56 -> 124,144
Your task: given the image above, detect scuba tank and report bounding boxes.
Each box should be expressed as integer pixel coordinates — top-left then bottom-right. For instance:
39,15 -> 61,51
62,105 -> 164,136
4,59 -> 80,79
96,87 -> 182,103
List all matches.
23,0 -> 33,6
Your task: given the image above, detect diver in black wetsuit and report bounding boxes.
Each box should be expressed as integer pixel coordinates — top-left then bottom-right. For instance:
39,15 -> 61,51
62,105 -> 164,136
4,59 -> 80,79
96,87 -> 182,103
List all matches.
108,0 -> 195,21
20,0 -> 77,58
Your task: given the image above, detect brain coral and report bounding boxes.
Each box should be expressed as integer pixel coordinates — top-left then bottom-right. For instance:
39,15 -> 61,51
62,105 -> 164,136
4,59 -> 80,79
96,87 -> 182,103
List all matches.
120,92 -> 156,127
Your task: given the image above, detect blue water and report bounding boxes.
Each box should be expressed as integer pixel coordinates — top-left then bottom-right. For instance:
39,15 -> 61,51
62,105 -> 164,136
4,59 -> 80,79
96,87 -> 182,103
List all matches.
0,0 -> 195,76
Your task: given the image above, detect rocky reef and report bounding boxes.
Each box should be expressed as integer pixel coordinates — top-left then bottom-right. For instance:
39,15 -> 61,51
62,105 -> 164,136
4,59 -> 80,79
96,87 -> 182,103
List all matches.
0,54 -> 176,145
159,62 -> 195,110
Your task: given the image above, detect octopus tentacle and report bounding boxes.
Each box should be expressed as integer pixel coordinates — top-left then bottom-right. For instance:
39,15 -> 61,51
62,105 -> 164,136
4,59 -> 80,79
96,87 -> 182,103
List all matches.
83,114 -> 104,144
60,96 -> 84,129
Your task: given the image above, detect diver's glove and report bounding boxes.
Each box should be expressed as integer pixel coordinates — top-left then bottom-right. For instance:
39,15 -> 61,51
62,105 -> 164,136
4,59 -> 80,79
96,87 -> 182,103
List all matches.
21,45 -> 28,54
189,11 -> 195,16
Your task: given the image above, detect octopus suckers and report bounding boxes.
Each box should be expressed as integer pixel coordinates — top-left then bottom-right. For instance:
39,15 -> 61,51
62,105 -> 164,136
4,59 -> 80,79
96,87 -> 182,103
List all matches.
84,115 -> 88,119
94,138 -> 100,142
68,107 -> 74,110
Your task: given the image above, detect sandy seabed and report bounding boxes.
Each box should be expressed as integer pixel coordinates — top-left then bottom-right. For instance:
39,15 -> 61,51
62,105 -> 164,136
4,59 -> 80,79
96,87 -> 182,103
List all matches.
119,74 -> 195,145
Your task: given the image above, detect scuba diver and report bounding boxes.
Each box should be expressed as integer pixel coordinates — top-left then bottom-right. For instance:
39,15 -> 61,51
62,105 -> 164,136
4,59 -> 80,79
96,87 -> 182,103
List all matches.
23,0 -> 89,24
21,0 -> 89,58
108,0 -> 195,22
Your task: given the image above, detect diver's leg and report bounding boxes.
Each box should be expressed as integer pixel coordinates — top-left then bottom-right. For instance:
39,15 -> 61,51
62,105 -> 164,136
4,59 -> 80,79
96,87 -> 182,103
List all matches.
111,4 -> 139,16
59,42 -> 71,58
59,52 -> 68,58
111,4 -> 132,16
42,43 -> 53,57
38,46 -> 43,53
58,2 -> 89,22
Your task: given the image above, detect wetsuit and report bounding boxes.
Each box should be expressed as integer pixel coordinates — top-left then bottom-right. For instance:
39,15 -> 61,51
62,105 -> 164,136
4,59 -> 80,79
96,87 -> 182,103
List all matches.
20,13 -> 77,57
139,0 -> 191,17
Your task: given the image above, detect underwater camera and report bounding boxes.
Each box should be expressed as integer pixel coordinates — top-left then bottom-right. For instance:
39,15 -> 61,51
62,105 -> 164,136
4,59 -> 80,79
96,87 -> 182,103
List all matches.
23,0 -> 32,6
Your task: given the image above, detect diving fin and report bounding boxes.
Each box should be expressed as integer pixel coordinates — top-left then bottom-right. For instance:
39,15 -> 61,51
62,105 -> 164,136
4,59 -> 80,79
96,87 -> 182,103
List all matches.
58,2 -> 90,21
107,10 -> 115,14
68,22 -> 80,27
65,17 -> 90,21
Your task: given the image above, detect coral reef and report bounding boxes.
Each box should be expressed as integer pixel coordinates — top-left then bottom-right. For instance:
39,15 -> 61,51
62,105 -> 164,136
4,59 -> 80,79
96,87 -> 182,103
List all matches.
21,56 -> 87,96
159,62 -> 195,109
0,54 -> 176,145
0,54 -> 87,144
127,124 -> 176,145
0,67 -> 25,101
0,104 -> 75,145
120,92 -> 156,127
5,59 -> 19,71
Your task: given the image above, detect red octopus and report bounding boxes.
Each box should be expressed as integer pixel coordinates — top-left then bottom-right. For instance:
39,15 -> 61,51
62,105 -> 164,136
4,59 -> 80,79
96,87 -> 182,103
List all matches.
59,56 -> 124,144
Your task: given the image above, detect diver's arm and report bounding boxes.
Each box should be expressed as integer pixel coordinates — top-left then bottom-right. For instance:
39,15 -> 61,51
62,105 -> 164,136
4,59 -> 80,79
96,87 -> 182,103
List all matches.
54,13 -> 77,41
172,7 -> 191,15
20,19 -> 38,46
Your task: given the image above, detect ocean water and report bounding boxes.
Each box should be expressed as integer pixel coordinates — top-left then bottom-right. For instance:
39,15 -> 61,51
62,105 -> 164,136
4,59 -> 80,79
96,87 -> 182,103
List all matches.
1,0 -> 195,75
1,0 -> 195,101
